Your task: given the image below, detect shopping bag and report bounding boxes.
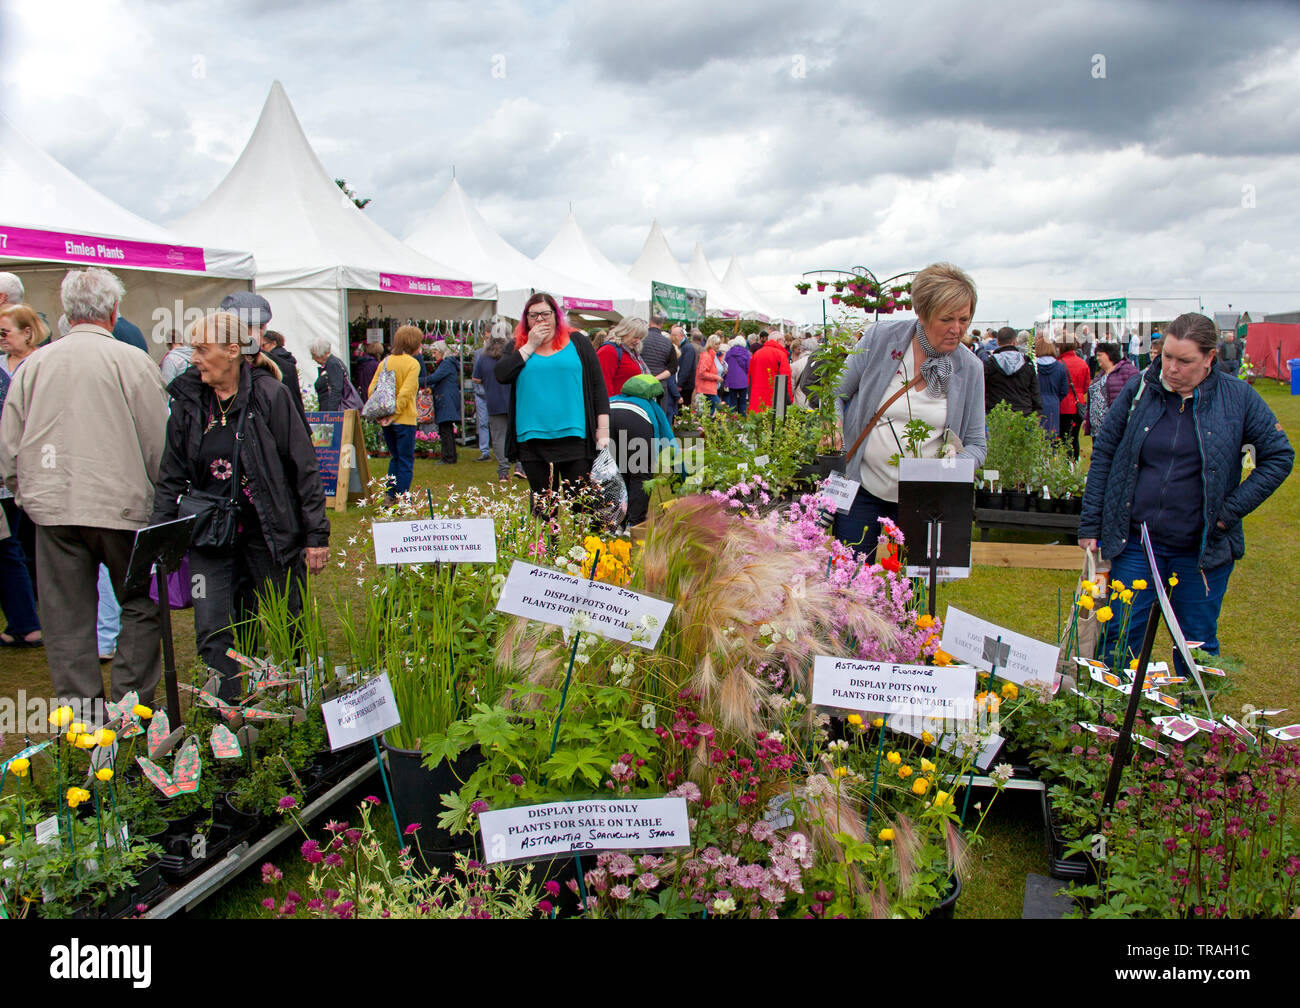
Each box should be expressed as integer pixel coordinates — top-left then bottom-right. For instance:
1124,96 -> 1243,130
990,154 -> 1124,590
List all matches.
416,387 -> 435,425
1059,547 -> 1101,667
362,365 -> 397,421
148,554 -> 193,610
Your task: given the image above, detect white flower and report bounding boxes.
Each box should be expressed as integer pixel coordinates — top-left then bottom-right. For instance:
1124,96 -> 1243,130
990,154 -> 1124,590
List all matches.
758,623 -> 773,638
991,763 -> 1014,784
570,612 -> 592,633
712,896 -> 737,914
568,545 -> 588,562
785,627 -> 798,643
765,730 -> 785,744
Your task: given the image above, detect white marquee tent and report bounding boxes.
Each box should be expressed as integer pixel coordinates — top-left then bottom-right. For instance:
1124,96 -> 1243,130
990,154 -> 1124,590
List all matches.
627,220 -> 694,295
0,113 -> 255,356
721,256 -> 779,324
534,211 -> 645,317
176,82 -> 495,374
406,178 -> 623,322
683,243 -> 747,319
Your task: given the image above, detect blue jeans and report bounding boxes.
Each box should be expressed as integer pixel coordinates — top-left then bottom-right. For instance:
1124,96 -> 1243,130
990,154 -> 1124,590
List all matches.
1100,538 -> 1233,678
832,486 -> 898,555
0,506 -> 40,638
725,387 -> 749,413
474,388 -> 490,453
381,423 -> 416,495
96,563 -> 121,655
699,393 -> 722,415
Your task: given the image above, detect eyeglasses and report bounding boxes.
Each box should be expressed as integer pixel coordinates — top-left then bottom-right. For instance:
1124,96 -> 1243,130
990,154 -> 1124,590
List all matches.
527,311 -> 553,321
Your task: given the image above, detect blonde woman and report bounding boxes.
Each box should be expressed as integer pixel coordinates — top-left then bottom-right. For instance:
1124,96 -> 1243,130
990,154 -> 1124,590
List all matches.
0,304 -> 46,377
597,316 -> 649,397
694,334 -> 723,413
150,310 -> 330,701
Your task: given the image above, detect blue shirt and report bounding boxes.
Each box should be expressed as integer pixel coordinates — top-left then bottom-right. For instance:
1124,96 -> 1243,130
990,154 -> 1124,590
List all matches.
516,340 -> 585,441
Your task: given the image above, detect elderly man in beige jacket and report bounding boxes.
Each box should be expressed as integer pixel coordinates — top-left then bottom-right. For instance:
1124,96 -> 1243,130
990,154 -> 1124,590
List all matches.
0,267 -> 168,722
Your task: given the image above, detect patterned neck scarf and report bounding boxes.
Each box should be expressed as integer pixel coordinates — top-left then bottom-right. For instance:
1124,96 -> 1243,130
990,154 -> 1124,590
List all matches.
914,321 -> 953,399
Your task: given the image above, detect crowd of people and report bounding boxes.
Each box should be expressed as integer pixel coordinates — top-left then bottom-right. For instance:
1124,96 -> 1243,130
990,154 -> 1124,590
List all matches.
0,261 -> 1293,722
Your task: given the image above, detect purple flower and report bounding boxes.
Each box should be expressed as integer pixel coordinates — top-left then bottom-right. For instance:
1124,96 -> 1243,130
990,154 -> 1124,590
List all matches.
261,897 -> 276,910
363,795 -> 379,804
344,828 -> 362,844
508,774 -> 525,787
261,862 -> 284,883
277,795 -> 298,810
333,900 -> 355,920
609,884 -> 632,900
544,880 -> 562,898
323,852 -> 343,868
469,800 -> 490,814
404,822 -> 422,835
538,900 -> 554,915
301,839 -> 323,864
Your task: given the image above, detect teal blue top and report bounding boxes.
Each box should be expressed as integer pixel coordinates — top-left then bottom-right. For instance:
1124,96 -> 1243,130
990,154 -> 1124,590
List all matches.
516,340 -> 585,440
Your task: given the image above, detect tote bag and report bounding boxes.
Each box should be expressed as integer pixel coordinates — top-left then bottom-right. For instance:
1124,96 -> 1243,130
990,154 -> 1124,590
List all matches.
362,364 -> 397,421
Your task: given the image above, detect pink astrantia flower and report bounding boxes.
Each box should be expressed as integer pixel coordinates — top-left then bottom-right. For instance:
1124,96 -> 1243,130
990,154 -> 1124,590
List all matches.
609,884 -> 632,900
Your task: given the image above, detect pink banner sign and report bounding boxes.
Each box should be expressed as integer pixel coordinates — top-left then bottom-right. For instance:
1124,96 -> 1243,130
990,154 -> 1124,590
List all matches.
561,296 -> 614,312
716,310 -> 741,319
0,224 -> 208,272
378,272 -> 474,298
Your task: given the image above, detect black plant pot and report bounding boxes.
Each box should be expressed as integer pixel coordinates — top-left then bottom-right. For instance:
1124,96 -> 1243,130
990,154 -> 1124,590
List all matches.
985,491 -> 1005,510
382,735 -> 483,858
974,489 -> 992,509
923,873 -> 963,920
814,452 -> 847,478
1006,491 -> 1029,511
1035,494 -> 1055,513
1068,497 -> 1083,515
1042,791 -> 1098,882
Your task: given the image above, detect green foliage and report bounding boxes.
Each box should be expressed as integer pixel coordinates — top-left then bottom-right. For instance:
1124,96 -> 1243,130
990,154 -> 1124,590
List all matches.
983,401 -> 1051,491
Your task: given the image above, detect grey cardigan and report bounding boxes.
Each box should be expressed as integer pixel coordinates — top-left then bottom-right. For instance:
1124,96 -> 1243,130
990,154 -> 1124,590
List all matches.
835,317 -> 987,479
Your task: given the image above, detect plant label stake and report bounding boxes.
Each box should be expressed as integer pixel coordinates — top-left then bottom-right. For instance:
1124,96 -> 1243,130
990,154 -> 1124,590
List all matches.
960,636 -> 1000,828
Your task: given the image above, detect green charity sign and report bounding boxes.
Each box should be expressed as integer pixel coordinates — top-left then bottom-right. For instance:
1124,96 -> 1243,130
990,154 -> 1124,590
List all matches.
650,281 -> 708,322
1051,297 -> 1127,319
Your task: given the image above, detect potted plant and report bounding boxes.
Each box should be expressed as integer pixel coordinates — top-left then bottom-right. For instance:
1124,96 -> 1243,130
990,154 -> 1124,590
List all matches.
795,281 -> 811,295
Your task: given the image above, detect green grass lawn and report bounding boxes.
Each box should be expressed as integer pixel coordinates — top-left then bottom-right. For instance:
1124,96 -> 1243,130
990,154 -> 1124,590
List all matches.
4,380 -> 1298,918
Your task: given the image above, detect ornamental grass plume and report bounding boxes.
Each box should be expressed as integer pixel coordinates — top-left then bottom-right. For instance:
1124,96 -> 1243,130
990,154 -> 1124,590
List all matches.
498,495 -> 896,738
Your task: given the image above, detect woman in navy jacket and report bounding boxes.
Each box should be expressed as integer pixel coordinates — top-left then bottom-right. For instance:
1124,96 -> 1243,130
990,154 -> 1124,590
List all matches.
420,340 -> 462,464
1078,313 -> 1293,674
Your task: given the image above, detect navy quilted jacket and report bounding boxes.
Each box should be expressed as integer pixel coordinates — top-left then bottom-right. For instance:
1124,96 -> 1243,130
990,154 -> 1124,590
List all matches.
1079,361 -> 1293,571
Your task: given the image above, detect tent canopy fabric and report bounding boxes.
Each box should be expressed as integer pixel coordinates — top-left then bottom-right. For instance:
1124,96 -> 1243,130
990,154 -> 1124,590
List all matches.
1244,323 -> 1300,380
535,211 -> 645,312
684,243 -> 746,317
721,256 -> 777,323
627,220 -> 693,294
176,82 -> 493,301
405,178 -> 621,320
175,82 -> 494,368
0,112 -> 255,356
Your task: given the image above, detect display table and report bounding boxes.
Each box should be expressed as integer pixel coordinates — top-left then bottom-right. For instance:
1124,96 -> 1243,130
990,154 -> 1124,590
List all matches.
973,507 -> 1080,541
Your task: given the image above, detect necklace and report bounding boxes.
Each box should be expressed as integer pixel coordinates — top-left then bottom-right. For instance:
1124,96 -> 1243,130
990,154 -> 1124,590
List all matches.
215,392 -> 235,427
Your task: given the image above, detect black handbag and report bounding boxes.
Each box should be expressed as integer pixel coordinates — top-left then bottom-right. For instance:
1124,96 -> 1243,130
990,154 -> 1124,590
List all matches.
178,395 -> 249,550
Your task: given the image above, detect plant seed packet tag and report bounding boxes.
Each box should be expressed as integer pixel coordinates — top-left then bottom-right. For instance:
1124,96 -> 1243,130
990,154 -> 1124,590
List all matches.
1142,690 -> 1181,711
1258,708 -> 1288,717
180,681 -> 236,719
1266,724 -> 1300,741
1077,722 -> 1120,740
1089,668 -> 1132,694
147,709 -> 172,759
1153,716 -> 1200,743
1196,664 -> 1227,677
1074,657 -> 1108,672
136,755 -> 180,798
211,724 -> 242,759
171,737 -> 201,794
1143,675 -> 1187,689
1220,715 -> 1256,744
1135,735 -> 1170,756
1068,687 -> 1097,704
1185,715 -> 1218,733
104,690 -> 144,740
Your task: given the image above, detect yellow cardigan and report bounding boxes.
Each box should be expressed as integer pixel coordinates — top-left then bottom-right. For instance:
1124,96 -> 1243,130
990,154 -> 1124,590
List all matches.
369,353 -> 420,425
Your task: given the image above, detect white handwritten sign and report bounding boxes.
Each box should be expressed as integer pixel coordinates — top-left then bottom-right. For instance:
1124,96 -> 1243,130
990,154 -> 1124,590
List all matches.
940,606 -> 1059,687
495,560 -> 673,649
822,472 -> 859,514
321,673 -> 401,750
812,656 -> 975,718
479,796 -> 691,864
372,518 -> 497,564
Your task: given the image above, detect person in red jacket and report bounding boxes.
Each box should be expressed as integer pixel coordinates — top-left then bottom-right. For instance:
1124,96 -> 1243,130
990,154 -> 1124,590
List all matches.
596,317 -> 649,398
1058,339 -> 1091,460
747,331 -> 792,413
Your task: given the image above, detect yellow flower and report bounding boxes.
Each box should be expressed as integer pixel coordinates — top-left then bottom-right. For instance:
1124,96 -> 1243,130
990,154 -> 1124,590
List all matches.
872,718 -> 883,728
95,728 -> 116,747
1095,606 -> 1114,624
921,730 -> 934,745
878,828 -> 895,842
920,758 -> 937,774
69,722 -> 87,736
1132,579 -> 1148,590
1001,682 -> 1018,700
915,614 -> 935,630
95,768 -> 114,782
132,704 -> 153,719
1120,589 -> 1134,605
0,834 -> 5,844
932,650 -> 953,667
49,705 -> 74,728
1129,659 -> 1140,670
898,765 -> 913,779
1080,579 -> 1095,594
1110,579 -> 1125,593
9,758 -> 29,777
887,751 -> 901,765
75,734 -> 97,749
65,786 -> 91,808
847,714 -> 863,727
912,777 -> 931,795
583,535 -> 603,555
610,539 -> 631,563
1078,594 -> 1094,611
932,789 -> 953,809
833,766 -> 848,777
1168,574 -> 1179,587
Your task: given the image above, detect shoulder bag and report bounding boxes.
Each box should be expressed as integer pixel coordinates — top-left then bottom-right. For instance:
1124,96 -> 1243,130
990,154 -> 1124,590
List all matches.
177,399 -> 249,551
362,361 -> 398,421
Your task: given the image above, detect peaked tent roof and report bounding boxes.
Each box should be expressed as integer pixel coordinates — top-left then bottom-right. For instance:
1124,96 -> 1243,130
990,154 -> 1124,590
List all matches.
627,221 -> 693,292
0,112 -> 254,279
405,178 -> 615,314
684,243 -> 747,316
176,81 -> 493,298
721,256 -> 777,322
535,211 -> 644,303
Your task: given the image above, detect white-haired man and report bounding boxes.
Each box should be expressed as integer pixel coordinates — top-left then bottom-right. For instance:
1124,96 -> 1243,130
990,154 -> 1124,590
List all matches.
0,272 -> 23,310
0,267 -> 168,721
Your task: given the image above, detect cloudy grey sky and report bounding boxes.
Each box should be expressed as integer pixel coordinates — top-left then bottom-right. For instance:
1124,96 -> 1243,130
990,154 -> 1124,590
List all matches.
3,0 -> 1299,324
